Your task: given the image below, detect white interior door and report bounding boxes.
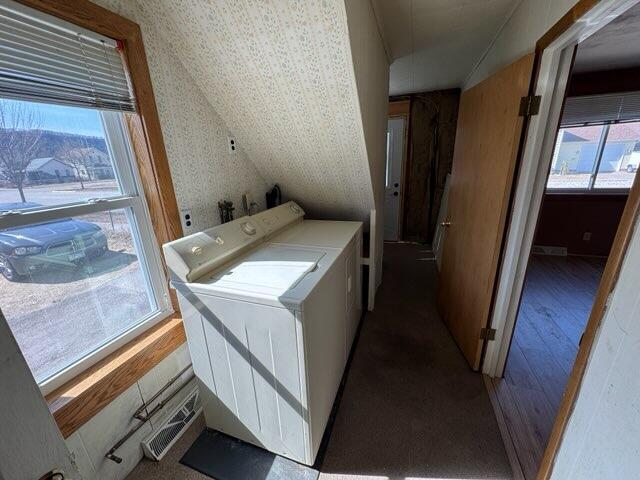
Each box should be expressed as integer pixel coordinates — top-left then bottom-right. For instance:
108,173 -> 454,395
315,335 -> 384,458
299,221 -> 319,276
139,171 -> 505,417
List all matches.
384,117 -> 406,241
0,309 -> 80,480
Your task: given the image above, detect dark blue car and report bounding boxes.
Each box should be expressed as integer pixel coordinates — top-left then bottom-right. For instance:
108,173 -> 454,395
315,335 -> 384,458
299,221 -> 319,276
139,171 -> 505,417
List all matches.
0,202 -> 108,281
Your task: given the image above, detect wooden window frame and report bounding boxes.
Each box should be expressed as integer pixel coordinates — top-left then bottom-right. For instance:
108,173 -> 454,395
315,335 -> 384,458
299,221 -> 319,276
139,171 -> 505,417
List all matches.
12,0 -> 185,437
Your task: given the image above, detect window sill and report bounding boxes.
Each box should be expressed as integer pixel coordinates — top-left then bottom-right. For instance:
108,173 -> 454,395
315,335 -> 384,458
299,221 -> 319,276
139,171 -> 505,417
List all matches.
46,315 -> 186,438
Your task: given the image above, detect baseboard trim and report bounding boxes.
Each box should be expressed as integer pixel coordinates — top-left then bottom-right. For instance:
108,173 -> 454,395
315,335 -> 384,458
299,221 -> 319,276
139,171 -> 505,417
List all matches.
483,375 -> 526,480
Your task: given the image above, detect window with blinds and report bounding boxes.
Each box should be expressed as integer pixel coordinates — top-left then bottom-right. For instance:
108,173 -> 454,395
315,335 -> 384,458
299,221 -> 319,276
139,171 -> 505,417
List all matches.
0,0 -> 135,111
0,0 -> 169,395
561,92 -> 640,127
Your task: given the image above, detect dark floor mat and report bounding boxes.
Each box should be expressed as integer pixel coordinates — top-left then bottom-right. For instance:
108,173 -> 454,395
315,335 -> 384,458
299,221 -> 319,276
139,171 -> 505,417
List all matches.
180,429 -> 319,480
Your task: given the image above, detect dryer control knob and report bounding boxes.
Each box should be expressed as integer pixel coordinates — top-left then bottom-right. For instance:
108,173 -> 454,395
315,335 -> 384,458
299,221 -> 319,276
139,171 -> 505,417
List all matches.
290,203 -> 301,215
191,245 -> 203,256
241,222 -> 257,235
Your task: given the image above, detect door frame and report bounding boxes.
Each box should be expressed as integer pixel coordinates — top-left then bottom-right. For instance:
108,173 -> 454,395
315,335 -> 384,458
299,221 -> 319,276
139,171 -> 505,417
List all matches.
388,100 -> 410,241
482,0 -> 640,478
485,0 -> 640,375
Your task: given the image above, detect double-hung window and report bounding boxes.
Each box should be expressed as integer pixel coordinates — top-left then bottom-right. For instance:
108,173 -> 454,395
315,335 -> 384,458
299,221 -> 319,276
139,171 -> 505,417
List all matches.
0,0 -> 171,394
547,92 -> 640,191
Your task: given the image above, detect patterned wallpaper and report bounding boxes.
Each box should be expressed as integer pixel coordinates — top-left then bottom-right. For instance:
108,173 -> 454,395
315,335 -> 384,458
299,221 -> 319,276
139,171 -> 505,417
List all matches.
94,0 -> 269,234
130,0 -> 377,223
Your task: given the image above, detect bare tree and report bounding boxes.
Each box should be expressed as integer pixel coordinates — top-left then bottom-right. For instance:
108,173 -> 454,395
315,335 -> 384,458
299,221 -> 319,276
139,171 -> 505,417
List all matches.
57,141 -> 90,190
0,100 -> 43,203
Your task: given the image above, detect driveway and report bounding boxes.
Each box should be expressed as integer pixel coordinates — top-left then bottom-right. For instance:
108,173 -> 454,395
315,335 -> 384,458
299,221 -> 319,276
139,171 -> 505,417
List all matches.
0,180 -> 161,383
0,180 -> 118,207
4,258 -> 152,383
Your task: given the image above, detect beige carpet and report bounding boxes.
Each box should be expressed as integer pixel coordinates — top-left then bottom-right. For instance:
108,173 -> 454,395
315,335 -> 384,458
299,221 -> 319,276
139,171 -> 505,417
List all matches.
127,243 -> 512,480
317,243 -> 512,480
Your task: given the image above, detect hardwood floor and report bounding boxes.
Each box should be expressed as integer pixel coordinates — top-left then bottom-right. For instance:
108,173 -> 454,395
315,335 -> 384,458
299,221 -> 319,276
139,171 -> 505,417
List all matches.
492,254 -> 606,480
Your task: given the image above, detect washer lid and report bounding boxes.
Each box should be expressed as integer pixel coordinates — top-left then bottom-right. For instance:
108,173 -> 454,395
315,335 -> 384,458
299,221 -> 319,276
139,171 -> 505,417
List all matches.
206,245 -> 325,296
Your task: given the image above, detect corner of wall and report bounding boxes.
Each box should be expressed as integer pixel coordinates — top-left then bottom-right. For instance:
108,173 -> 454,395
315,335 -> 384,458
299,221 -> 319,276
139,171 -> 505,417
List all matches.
343,0 -> 390,298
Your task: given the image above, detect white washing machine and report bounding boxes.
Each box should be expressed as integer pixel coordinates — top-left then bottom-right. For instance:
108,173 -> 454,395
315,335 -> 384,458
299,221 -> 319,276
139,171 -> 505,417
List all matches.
260,217 -> 363,360
162,202 -> 362,465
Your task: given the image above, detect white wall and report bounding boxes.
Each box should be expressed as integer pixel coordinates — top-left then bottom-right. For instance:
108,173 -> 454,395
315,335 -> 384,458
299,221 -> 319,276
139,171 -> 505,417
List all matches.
550,216 -> 640,479
344,0 -> 390,288
93,0 -> 268,234
465,0 -> 579,89
64,345 -> 194,480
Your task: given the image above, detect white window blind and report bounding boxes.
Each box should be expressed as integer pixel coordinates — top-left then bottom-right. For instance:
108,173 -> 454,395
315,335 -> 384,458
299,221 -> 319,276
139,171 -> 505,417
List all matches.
561,92 -> 640,127
0,0 -> 135,111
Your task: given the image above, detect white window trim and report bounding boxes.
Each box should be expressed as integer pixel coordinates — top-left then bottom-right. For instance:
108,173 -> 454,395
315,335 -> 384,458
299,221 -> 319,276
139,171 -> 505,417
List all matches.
0,110 -> 172,396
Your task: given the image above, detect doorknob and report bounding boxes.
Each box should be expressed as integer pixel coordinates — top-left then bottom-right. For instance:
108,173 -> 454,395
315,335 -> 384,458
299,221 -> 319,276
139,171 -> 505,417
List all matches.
393,192 -> 399,197
441,221 -> 451,227
394,182 -> 399,188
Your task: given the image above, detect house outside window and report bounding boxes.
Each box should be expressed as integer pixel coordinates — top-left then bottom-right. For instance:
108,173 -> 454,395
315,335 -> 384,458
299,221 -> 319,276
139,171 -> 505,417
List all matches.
548,92 -> 640,191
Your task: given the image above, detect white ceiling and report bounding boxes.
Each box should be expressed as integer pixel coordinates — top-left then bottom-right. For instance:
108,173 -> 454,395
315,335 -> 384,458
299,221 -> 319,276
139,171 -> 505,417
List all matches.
372,0 -> 520,95
573,2 -> 640,74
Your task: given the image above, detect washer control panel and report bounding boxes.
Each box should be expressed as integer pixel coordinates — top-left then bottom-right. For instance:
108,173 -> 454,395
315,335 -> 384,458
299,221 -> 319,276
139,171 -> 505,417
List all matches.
163,201 -> 305,283
163,216 -> 267,282
252,201 -> 305,237
241,221 -> 257,235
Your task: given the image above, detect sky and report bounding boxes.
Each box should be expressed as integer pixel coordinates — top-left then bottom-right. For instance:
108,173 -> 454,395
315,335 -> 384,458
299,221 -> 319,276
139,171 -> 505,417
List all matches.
0,98 -> 105,137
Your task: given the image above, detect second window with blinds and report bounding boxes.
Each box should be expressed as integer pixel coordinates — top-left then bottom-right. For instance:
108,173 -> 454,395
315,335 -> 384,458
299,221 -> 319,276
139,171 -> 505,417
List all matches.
0,1 -> 171,394
547,93 -> 640,191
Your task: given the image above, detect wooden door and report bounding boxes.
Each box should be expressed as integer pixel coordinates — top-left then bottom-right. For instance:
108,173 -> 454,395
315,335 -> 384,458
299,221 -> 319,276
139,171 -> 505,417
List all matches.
437,53 -> 535,370
0,310 -> 80,480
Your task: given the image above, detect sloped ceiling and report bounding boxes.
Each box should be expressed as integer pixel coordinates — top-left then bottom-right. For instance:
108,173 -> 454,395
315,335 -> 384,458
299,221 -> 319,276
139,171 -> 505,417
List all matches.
132,0 -> 376,222
372,0 -> 520,95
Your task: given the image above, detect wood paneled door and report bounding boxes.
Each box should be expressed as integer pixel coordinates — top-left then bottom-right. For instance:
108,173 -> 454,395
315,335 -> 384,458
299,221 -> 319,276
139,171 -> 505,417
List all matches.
437,53 -> 535,369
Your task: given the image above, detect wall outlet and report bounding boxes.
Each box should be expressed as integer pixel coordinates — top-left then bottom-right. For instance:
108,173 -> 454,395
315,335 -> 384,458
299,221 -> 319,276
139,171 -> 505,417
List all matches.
228,136 -> 237,154
583,232 -> 592,241
180,208 -> 193,232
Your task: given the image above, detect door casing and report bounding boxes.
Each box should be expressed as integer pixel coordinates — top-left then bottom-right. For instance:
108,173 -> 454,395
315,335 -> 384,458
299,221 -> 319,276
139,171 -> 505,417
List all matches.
387,100 -> 410,242
483,0 -> 640,378
479,1 -> 640,479
384,116 -> 407,241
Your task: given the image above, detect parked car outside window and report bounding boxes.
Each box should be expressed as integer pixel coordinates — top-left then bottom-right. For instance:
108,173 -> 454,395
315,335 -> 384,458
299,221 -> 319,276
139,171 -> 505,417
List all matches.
0,202 -> 108,281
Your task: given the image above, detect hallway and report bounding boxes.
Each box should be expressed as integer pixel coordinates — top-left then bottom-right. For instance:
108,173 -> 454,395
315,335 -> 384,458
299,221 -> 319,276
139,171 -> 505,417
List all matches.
127,243 -> 512,480
318,243 -> 512,479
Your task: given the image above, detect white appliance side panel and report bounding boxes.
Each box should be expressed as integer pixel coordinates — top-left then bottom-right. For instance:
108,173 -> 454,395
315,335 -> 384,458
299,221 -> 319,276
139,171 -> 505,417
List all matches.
301,257 -> 347,460
197,295 -> 307,463
356,228 -> 363,313
345,243 -> 360,354
177,290 -> 217,392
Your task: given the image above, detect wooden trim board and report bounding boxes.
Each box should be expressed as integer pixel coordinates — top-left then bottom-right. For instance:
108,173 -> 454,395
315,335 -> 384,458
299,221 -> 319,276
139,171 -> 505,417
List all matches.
389,99 -> 410,117
483,375 -> 526,480
535,0 -> 600,53
46,316 -> 186,438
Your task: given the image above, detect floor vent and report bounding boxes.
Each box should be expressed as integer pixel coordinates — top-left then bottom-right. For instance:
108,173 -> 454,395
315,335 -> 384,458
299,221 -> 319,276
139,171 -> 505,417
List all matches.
142,387 -> 202,461
531,245 -> 567,256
